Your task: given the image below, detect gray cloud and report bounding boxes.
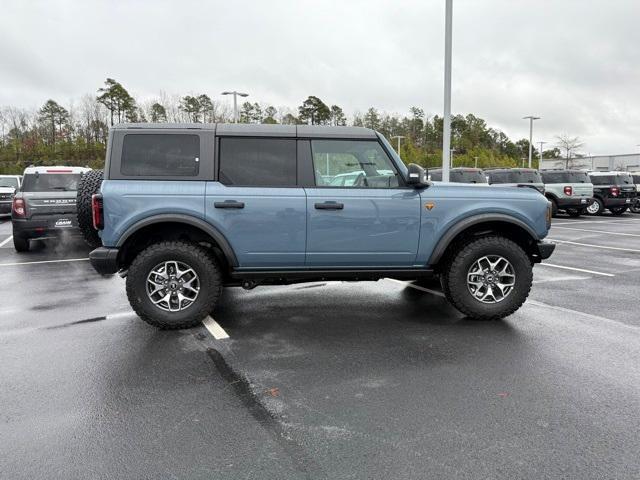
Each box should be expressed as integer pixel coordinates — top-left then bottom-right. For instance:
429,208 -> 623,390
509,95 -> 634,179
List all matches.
0,0 -> 638,154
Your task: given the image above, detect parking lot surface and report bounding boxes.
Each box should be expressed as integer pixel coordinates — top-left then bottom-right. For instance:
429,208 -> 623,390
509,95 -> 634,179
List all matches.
1,214 -> 639,479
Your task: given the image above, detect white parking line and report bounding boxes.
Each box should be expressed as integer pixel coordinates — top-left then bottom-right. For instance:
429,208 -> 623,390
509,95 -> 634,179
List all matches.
0,235 -> 13,247
202,316 -> 230,339
552,218 -> 640,226
552,226 -> 640,237
533,275 -> 591,284
0,257 -> 90,267
538,262 -> 615,277
385,278 -> 446,297
547,238 -> 640,253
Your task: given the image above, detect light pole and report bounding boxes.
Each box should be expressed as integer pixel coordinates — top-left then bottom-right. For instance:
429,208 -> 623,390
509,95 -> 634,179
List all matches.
391,135 -> 406,159
523,115 -> 540,168
221,91 -> 249,123
474,156 -> 479,168
442,0 -> 453,182
538,141 -> 547,169
450,149 -> 455,168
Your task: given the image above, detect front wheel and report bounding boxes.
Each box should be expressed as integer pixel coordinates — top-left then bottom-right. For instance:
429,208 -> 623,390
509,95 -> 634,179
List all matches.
126,241 -> 222,329
440,236 -> 533,320
631,203 -> 640,214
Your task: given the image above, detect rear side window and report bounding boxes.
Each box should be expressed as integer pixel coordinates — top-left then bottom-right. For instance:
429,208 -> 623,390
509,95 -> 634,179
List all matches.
121,134 -> 200,176
633,175 -> 640,184
451,170 -> 487,183
542,171 -> 590,183
218,138 -> 297,186
21,173 -> 82,192
429,170 -> 442,181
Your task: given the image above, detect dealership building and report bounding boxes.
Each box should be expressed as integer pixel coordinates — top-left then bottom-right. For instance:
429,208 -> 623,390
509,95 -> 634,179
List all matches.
540,153 -> 640,172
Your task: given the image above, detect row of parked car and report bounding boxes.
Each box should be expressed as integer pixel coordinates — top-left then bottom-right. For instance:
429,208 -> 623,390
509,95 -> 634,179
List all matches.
427,167 -> 640,217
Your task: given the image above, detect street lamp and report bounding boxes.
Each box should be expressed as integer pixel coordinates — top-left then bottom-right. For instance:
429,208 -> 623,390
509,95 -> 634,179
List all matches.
221,91 -> 249,123
441,0 -> 453,182
538,141 -> 547,168
523,115 -> 540,168
391,135 -> 406,159
473,156 -> 479,168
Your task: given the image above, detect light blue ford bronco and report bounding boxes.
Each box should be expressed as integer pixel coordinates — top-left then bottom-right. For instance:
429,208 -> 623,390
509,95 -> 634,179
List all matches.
88,123 -> 555,329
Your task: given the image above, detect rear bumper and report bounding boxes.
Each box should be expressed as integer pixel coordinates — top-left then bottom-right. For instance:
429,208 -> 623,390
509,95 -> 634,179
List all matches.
532,241 -> 556,263
12,217 -> 81,238
556,197 -> 594,209
89,247 -> 119,275
602,197 -> 635,208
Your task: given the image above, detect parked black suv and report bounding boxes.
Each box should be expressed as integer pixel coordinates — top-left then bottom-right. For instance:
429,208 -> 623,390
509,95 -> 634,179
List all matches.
427,167 -> 488,184
11,166 -> 90,251
586,171 -> 637,215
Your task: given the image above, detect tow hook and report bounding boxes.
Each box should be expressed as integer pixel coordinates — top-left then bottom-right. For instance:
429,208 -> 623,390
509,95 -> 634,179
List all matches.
241,280 -> 259,290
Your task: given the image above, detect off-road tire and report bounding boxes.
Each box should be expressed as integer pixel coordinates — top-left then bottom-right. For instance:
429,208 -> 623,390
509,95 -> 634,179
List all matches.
631,203 -> 640,214
609,206 -> 628,216
586,197 -> 604,216
126,241 -> 222,329
76,169 -> 103,248
550,199 -> 558,217
440,236 -> 533,321
13,234 -> 29,252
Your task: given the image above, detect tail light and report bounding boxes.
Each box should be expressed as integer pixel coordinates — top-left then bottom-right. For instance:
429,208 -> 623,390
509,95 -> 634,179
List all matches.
12,197 -> 26,217
564,186 -> 572,196
92,194 -> 104,230
611,186 -> 620,197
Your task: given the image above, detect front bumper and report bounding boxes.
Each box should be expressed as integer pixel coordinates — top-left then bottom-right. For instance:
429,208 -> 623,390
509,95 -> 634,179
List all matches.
89,247 -> 119,275
532,240 -> 556,263
556,197 -> 594,209
0,201 -> 11,215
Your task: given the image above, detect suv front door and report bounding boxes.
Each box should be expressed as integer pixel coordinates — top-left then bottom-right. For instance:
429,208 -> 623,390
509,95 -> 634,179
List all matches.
205,137 -> 306,268
304,139 -> 421,267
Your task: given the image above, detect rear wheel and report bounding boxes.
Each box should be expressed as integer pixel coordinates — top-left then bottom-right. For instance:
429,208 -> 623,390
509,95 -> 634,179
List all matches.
13,234 -> 29,252
76,169 -> 103,248
126,241 -> 222,329
610,206 -> 628,215
586,198 -> 604,215
631,203 -> 640,214
440,236 -> 533,320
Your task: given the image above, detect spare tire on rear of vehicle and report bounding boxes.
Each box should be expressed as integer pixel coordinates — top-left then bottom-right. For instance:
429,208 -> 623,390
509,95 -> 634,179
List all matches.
76,169 -> 103,248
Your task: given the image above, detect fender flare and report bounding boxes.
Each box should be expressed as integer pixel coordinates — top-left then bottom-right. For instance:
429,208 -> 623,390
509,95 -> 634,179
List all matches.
427,213 -> 539,265
116,213 -> 238,267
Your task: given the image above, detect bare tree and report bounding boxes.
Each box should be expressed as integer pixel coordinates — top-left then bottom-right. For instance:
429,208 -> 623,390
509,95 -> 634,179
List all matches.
555,134 -> 585,168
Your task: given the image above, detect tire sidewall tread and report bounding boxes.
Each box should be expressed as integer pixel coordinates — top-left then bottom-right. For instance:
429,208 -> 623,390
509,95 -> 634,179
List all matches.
126,241 -> 222,329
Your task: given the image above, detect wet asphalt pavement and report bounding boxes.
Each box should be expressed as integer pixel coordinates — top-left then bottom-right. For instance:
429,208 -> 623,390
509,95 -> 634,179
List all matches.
0,214 -> 639,479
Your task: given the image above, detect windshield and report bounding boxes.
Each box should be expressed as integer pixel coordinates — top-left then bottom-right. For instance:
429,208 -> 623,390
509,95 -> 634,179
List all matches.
590,174 -> 633,185
21,173 -> 82,192
541,171 -> 590,183
489,170 -> 542,184
0,177 -> 19,189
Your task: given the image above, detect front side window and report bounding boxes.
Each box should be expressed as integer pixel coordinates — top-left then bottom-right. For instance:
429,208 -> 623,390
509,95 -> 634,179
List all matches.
311,140 -> 399,188
218,138 -> 297,186
121,134 -> 200,176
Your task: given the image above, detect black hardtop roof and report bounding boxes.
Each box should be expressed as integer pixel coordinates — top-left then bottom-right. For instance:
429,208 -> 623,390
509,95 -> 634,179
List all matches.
540,168 -> 588,173
484,168 -> 539,172
112,123 -> 377,139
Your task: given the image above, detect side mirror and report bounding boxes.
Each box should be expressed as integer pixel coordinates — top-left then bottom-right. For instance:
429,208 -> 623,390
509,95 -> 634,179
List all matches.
406,163 -> 429,187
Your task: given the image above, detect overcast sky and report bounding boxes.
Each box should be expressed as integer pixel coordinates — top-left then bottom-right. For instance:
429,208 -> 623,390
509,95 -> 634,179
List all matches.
1,0 -> 638,154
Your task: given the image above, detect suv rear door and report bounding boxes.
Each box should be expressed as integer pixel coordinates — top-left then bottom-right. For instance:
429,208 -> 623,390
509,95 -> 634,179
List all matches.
303,139 -> 421,267
205,134 -> 307,268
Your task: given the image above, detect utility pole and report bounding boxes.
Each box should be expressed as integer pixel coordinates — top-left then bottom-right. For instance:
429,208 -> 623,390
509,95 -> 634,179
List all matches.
442,0 -> 453,182
523,115 -> 540,168
392,135 -> 406,159
474,156 -> 478,168
538,141 -> 547,169
221,91 -> 249,123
